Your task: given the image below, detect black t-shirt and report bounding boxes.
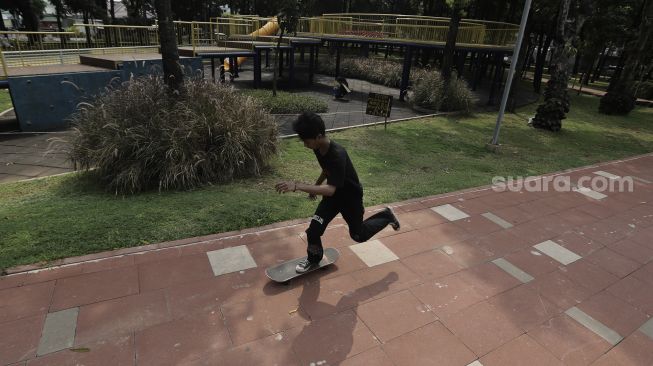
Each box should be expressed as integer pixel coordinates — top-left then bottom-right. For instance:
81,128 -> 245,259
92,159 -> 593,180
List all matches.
314,141 -> 363,199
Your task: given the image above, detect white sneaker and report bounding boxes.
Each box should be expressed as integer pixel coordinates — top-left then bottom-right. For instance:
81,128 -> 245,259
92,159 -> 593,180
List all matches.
295,259 -> 317,273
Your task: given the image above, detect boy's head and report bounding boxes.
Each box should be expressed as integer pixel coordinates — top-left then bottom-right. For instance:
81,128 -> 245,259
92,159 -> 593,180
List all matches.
293,112 -> 326,149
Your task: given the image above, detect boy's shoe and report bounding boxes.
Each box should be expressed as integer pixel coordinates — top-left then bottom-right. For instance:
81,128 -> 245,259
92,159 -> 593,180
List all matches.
385,207 -> 401,231
295,259 -> 318,273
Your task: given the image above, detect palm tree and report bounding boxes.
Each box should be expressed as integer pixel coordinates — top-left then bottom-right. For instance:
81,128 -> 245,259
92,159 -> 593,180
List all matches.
154,0 -> 184,92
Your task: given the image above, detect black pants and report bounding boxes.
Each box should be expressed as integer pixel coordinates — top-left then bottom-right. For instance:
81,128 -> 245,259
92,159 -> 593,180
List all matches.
305,196 -> 394,263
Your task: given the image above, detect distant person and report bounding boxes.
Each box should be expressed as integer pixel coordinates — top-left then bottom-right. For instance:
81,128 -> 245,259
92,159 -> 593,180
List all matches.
333,76 -> 351,100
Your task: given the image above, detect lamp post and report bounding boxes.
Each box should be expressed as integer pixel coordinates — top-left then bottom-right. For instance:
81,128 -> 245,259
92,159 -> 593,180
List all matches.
489,0 -> 533,147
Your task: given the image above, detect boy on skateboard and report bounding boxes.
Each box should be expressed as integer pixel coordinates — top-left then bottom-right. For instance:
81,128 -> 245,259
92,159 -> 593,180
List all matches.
275,112 -> 400,273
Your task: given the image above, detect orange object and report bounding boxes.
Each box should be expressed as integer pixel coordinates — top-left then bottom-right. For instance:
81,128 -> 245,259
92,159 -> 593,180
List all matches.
224,18 -> 279,71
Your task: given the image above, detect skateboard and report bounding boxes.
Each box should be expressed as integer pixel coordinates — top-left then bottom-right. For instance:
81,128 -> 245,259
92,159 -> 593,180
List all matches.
266,247 -> 340,285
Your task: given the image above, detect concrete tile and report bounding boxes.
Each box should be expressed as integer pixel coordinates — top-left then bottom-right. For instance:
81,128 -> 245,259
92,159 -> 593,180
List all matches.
26,334 -> 135,366
286,310 -> 379,366
37,308 -> 78,356
609,239 -> 653,264
490,206 -> 536,225
206,245 -> 257,276
138,253 -> 215,292
355,290 -> 437,342
441,240 -> 496,268
553,232 -> 603,257
573,186 -> 607,200
534,240 -> 582,265
528,315 -> 611,366
481,212 -> 513,229
298,274 -> 372,320
382,321 -> 477,366
479,334 -> 562,366
135,310 -> 231,366
639,318 -> 653,340
379,230 -> 437,258
350,261 -> 422,303
443,300 -> 523,357
492,258 -> 534,283
561,260 -> 620,294
565,306 -> 623,346
453,215 -> 503,236
50,267 -> 139,311
456,262 -> 522,299
394,208 -> 448,229
607,276 -> 653,315
431,204 -> 470,221
488,285 -> 561,332
503,248 -> 560,277
594,170 -> 621,180
349,239 -> 399,267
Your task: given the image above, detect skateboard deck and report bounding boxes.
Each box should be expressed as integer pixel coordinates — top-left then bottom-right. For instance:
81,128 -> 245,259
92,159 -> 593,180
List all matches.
266,248 -> 340,283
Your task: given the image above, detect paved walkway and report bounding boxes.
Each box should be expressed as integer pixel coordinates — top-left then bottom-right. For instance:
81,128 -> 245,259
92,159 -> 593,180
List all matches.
0,132 -> 73,183
3,153 -> 653,366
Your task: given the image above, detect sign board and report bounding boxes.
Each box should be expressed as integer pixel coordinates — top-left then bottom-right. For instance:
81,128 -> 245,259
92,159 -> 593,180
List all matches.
366,93 -> 393,118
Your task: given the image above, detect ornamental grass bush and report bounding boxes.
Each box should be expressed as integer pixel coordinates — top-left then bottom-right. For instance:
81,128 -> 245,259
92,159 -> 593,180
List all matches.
410,70 -> 473,113
66,76 -> 278,194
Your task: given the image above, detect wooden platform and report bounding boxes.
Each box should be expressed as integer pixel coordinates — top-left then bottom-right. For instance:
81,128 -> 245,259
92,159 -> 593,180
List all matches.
178,46 -> 257,57
6,64 -> 109,77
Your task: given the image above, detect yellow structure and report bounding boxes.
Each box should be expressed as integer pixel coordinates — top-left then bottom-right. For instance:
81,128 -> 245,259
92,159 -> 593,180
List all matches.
223,17 -> 279,71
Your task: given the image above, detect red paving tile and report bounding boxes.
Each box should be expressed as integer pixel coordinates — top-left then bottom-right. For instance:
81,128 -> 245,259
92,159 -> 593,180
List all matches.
50,266 -> 139,311
528,315 -> 612,366
5,155 -> 653,365
135,310 -> 231,366
355,289 -> 437,342
286,310 -> 379,365
382,321 -> 477,366
591,331 -> 653,366
0,281 -> 53,323
480,334 -> 563,366
26,334 -> 135,366
74,290 -> 170,346
577,291 -> 649,337
0,314 -> 44,365
442,300 -> 524,357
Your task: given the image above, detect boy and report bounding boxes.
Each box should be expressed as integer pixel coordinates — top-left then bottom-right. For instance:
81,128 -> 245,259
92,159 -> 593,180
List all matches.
275,112 -> 400,273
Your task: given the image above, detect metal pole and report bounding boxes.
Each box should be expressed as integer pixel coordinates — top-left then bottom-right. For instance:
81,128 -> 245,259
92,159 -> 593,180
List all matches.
490,0 -> 532,146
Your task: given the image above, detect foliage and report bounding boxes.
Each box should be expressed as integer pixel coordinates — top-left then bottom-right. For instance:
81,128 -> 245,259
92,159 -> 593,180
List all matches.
241,90 -> 328,114
410,69 -> 473,113
65,76 -> 278,194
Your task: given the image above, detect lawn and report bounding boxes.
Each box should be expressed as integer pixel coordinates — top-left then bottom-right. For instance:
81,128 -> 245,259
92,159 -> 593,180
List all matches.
0,90 -> 13,111
1,94 -> 652,270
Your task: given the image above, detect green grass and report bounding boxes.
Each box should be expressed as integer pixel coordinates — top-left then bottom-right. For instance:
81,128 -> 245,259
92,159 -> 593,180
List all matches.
242,89 -> 328,114
1,94 -> 653,270
0,90 -> 13,111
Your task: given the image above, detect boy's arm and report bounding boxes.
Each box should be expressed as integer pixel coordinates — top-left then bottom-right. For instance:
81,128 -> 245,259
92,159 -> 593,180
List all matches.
315,170 -> 327,185
275,180 -> 336,197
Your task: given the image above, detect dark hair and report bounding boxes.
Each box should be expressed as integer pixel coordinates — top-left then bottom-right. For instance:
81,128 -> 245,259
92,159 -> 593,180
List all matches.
293,112 -> 325,139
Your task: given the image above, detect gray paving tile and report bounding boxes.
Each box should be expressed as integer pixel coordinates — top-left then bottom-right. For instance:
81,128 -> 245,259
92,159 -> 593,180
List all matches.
573,186 -> 607,200
534,240 -> 582,265
467,361 -> 484,366
482,212 -> 514,229
492,258 -> 534,283
593,171 -> 620,180
639,318 -> 653,340
565,306 -> 623,346
206,245 -> 257,276
431,204 -> 469,221
37,307 -> 78,356
349,239 -> 398,267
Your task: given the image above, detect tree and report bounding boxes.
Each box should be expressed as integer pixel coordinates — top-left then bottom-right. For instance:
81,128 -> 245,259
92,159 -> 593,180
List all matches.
272,0 -> 301,96
531,0 -> 592,132
154,0 -> 183,92
441,0 -> 468,82
64,0 -> 103,46
0,0 -> 45,31
599,0 -> 653,115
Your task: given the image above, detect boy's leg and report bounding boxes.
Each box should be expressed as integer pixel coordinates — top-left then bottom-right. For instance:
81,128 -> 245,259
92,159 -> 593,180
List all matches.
305,198 -> 339,263
341,198 -> 400,243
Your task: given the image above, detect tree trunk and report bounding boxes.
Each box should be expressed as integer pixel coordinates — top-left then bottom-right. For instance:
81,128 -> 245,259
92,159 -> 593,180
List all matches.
155,0 -> 184,92
442,2 -> 462,82
507,13 -> 533,112
272,27 -> 285,97
533,31 -> 552,93
600,0 -> 653,115
110,0 -> 116,22
531,0 -> 572,132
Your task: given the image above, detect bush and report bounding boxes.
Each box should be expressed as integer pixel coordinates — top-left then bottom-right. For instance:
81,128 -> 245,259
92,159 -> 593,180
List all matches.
67,76 -> 278,194
636,81 -> 653,100
241,89 -> 328,114
317,57 -> 405,88
409,70 -> 473,113
599,91 -> 636,115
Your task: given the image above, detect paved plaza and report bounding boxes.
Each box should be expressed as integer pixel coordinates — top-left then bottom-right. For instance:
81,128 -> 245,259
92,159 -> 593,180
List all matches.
2,154 -> 653,365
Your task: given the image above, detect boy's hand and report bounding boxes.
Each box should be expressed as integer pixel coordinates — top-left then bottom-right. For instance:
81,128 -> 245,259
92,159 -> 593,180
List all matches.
275,181 -> 296,193
308,193 -> 317,200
